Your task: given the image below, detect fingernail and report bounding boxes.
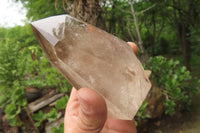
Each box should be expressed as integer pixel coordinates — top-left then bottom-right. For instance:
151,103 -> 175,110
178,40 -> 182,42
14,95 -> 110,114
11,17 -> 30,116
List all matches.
77,93 -> 93,114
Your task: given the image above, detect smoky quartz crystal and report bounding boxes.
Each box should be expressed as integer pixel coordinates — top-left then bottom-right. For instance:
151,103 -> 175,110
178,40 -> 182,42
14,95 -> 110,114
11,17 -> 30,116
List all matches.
31,15 -> 151,120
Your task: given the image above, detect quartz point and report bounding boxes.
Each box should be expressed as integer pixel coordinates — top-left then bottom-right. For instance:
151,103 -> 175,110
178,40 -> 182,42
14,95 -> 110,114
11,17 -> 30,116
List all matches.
31,15 -> 151,120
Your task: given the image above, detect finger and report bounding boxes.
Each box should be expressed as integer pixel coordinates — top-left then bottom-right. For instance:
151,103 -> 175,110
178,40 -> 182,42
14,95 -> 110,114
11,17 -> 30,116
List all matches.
65,87 -> 79,117
127,42 -> 137,55
65,87 -> 107,133
101,118 -> 137,133
67,87 -> 78,104
76,88 -> 107,133
64,87 -> 80,133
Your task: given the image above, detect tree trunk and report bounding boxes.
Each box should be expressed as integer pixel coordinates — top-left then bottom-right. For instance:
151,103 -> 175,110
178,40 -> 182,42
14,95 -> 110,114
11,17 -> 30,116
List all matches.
172,0 -> 192,71
71,0 -> 106,30
177,23 -> 191,71
152,10 -> 156,56
108,2 -> 116,34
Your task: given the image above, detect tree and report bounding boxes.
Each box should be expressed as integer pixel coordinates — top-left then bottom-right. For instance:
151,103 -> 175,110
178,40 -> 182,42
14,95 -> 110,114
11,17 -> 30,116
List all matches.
15,0 -> 66,21
16,0 -> 105,29
171,0 -> 200,71
145,0 -> 200,70
129,0 -> 147,61
69,0 -> 106,29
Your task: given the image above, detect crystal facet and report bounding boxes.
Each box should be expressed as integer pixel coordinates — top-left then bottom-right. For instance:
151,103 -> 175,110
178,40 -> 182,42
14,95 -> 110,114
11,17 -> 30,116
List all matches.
31,15 -> 151,120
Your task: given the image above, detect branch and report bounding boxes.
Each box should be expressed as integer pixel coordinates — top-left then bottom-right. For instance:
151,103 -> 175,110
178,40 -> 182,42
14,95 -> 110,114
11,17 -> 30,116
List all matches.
55,0 -> 59,10
136,4 -> 156,16
155,20 -> 165,44
115,5 -> 132,14
63,0 -> 67,11
129,0 -> 144,54
115,4 -> 156,16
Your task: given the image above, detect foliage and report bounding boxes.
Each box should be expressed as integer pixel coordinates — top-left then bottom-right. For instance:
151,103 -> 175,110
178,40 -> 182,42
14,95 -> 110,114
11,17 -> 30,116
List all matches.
15,0 -> 66,21
21,49 -> 71,90
51,123 -> 64,133
148,56 -> 200,115
2,0 -> 200,130
0,25 -> 71,127
136,102 -> 149,119
4,103 -> 22,126
15,0 -> 200,65
189,27 -> 200,56
135,101 -> 150,126
32,108 -> 59,127
0,31 -> 28,125
55,95 -> 69,110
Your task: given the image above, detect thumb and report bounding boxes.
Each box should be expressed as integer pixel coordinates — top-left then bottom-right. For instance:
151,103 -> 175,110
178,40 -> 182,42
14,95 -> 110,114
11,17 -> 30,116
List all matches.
77,88 -> 107,133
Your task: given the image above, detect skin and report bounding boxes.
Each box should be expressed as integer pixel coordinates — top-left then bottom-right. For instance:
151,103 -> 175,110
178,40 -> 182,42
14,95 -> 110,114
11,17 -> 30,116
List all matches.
64,42 -> 138,133
127,42 -> 137,55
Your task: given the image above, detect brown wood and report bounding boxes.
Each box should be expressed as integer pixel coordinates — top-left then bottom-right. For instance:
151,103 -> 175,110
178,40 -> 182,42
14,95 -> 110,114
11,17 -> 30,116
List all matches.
28,92 -> 64,112
71,0 -> 105,30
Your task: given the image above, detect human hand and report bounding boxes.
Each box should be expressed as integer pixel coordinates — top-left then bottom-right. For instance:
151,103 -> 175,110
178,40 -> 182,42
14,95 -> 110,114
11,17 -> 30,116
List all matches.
64,42 -> 138,133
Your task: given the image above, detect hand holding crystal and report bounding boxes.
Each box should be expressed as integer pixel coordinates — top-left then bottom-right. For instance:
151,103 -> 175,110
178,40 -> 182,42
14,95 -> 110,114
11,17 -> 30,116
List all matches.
64,42 -> 138,133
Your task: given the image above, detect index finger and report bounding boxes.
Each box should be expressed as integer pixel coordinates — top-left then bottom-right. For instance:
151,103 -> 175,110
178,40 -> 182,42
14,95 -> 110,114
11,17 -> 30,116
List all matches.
127,42 -> 137,55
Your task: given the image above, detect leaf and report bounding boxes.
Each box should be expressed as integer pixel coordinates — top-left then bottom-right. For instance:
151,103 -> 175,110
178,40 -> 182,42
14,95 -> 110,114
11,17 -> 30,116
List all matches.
51,123 -> 64,133
46,108 -> 58,122
17,98 -> 27,107
35,122 -> 41,127
32,110 -> 45,121
8,117 -> 20,126
16,106 -> 21,115
0,95 -> 7,108
60,87 -> 69,93
5,104 -> 17,116
55,95 -> 69,109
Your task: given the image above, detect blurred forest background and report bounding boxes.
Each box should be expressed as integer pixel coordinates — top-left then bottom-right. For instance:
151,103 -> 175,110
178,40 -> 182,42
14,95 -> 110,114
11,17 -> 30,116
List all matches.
0,0 -> 200,133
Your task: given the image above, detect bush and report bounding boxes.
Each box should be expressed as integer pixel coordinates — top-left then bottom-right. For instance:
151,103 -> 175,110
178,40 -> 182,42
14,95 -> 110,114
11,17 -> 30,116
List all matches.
0,38 -> 28,125
0,26 -> 71,127
147,56 -> 200,115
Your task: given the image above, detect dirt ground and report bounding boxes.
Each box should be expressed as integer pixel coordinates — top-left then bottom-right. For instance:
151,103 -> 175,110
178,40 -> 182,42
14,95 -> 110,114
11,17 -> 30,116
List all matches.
139,91 -> 200,133
162,91 -> 200,133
